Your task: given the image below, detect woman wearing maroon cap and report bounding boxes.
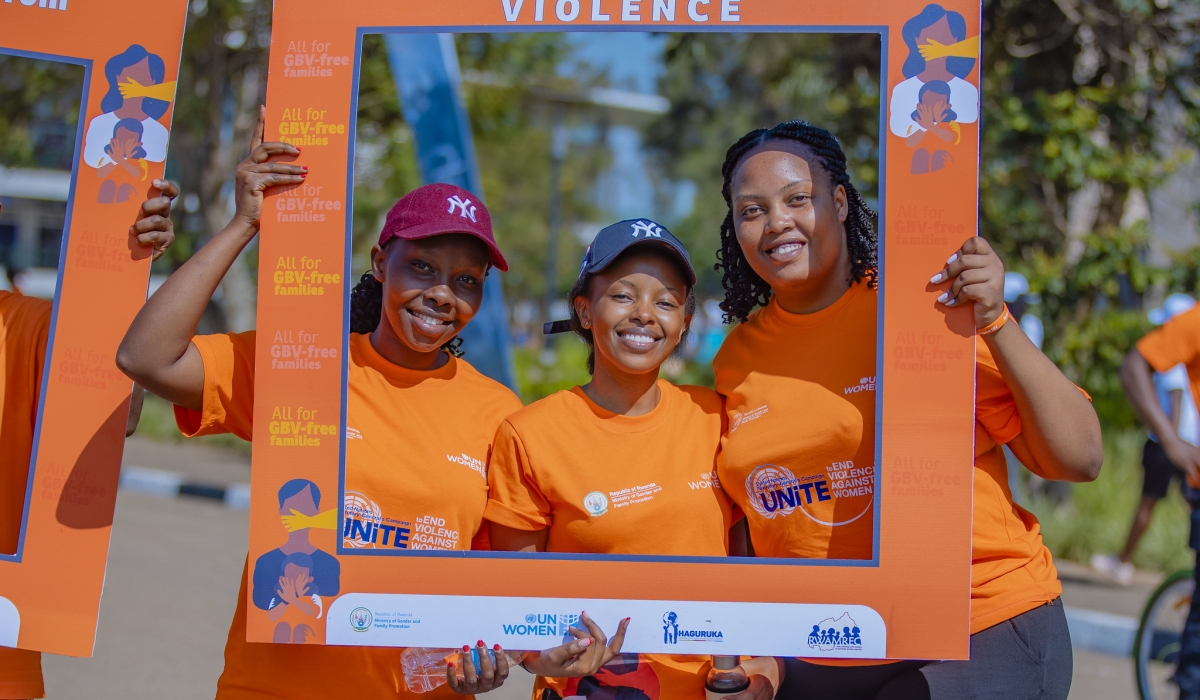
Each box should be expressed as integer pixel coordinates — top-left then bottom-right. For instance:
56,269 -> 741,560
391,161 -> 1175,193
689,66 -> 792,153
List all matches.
116,110 -> 614,700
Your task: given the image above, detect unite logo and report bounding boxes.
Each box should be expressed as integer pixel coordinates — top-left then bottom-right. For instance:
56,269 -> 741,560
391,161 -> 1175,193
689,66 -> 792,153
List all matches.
446,453 -> 486,479
843,376 -> 876,395
446,195 -> 478,222
3,0 -> 69,10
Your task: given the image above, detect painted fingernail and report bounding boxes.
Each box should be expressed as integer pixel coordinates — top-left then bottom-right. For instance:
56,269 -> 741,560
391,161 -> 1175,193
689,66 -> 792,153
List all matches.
937,292 -> 948,303
624,617 -> 631,623
302,165 -> 309,170
477,640 -> 485,647
945,298 -> 956,306
494,644 -> 501,651
947,253 -> 958,264
930,273 -> 942,284
579,638 -> 593,647
463,645 -> 470,652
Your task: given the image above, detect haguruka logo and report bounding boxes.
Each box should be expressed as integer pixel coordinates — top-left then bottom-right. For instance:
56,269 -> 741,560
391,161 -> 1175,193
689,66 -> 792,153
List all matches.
843,376 -> 876,395
807,613 -> 863,652
447,452 -> 486,479
730,404 -> 768,432
662,611 -> 724,644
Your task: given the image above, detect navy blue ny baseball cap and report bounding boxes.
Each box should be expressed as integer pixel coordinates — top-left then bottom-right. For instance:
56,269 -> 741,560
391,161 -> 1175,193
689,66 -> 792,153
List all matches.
544,218 -> 696,335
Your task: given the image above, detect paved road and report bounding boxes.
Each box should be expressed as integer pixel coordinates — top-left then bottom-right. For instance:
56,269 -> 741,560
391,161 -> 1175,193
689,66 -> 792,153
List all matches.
35,438 -> 1147,699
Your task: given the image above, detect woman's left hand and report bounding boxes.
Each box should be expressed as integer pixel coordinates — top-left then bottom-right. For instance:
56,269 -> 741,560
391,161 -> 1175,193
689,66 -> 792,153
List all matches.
446,641 -> 510,695
929,236 -> 1006,329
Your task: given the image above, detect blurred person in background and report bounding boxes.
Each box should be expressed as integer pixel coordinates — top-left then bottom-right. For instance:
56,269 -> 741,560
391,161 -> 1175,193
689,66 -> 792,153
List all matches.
1096,293 -> 1198,586
1120,293 -> 1200,700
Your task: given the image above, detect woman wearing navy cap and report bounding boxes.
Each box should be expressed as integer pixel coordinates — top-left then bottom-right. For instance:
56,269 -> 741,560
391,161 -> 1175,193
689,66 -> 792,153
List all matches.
484,219 -> 781,700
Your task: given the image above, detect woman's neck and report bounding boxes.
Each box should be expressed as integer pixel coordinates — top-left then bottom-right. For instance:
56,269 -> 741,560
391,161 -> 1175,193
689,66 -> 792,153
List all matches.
369,326 -> 448,371
774,253 -> 854,315
279,529 -> 316,555
114,100 -> 147,120
581,360 -> 661,416
918,58 -> 953,83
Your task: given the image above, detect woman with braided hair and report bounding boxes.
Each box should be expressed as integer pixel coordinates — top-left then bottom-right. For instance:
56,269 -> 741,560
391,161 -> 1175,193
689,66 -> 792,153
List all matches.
711,121 -> 1102,699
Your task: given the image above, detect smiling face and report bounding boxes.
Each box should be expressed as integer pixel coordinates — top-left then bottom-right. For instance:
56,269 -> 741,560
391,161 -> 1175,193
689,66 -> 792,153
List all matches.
574,248 -> 691,378
730,141 -> 851,313
370,234 -> 489,367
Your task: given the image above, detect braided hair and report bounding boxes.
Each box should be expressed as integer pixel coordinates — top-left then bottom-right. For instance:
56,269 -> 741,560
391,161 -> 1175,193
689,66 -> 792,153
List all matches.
348,268 -> 465,357
715,120 -> 878,323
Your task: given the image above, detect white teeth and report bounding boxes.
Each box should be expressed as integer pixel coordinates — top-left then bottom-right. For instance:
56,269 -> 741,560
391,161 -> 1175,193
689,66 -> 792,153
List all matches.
410,311 -> 448,326
770,242 -> 802,256
620,333 -> 657,344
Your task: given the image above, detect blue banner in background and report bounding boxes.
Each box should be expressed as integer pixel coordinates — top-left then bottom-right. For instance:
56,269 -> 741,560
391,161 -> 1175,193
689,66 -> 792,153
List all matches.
384,33 -> 516,390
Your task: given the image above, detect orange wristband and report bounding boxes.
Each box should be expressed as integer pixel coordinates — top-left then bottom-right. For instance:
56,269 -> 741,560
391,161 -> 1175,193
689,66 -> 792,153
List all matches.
977,304 -> 1010,336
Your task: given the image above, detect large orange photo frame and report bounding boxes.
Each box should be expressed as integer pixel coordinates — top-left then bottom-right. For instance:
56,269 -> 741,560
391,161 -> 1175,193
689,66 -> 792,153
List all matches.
255,0 -> 982,659
0,0 -> 188,656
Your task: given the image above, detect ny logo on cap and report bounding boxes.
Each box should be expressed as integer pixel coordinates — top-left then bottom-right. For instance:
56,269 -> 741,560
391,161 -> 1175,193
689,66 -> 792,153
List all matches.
447,195 -> 478,223
630,220 -> 663,238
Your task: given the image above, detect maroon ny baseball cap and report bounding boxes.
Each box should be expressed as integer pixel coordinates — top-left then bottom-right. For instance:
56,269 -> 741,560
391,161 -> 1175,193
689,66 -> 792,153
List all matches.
377,183 -> 508,272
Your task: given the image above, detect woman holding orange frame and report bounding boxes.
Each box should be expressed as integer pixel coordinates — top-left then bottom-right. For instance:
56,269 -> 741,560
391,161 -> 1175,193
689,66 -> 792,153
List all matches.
485,220 -> 781,700
711,121 -> 1102,699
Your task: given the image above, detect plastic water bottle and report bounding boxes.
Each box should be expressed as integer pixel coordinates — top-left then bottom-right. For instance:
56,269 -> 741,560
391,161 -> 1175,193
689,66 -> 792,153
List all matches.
704,655 -> 749,700
401,647 -> 524,693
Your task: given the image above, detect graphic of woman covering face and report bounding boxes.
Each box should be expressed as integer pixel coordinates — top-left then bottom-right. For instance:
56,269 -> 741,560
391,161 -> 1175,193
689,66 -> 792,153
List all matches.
888,4 -> 979,173
96,118 -> 148,203
84,45 -> 173,202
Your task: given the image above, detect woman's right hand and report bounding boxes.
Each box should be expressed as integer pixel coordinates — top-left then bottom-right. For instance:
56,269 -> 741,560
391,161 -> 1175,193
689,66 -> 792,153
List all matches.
232,105 -> 306,232
521,613 -> 630,678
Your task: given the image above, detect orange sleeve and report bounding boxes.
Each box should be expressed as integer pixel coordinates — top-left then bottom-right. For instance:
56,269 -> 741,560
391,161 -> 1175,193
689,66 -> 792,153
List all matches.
483,419 -> 552,530
1138,307 -> 1200,373
173,331 -> 256,441
0,647 -> 43,698
975,343 -> 1022,446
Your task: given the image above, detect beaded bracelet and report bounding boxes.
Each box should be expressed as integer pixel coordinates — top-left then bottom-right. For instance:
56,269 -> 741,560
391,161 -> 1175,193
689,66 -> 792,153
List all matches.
977,304 -> 1010,337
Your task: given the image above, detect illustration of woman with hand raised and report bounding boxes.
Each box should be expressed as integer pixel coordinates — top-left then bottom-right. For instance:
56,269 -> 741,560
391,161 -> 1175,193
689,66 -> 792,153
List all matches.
889,4 -> 979,174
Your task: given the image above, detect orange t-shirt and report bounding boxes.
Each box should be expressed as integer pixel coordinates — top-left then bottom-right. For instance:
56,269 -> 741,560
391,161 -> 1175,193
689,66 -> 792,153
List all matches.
1138,305 -> 1200,402
0,290 -> 50,698
485,381 -> 731,700
175,331 -> 522,700
714,283 -> 1062,638
714,282 -> 876,561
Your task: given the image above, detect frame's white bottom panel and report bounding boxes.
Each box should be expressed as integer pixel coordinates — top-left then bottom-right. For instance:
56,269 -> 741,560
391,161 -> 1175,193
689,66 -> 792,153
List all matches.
327,593 -> 886,657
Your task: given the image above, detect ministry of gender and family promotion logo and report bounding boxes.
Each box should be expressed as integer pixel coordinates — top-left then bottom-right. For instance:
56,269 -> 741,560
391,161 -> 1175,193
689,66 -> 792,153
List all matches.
583,491 -> 609,517
807,613 -> 863,652
502,612 -> 580,639
350,607 -> 373,632
662,611 -> 724,645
